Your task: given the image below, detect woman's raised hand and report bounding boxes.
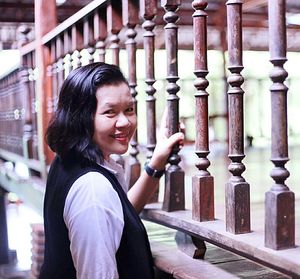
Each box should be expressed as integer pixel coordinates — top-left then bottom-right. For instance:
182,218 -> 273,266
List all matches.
148,109 -> 184,171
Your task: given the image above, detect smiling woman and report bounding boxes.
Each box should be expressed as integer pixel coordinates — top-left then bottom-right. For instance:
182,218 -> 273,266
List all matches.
39,62 -> 184,279
93,83 -> 137,160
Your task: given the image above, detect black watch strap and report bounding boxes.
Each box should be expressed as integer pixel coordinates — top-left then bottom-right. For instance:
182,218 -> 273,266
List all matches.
144,163 -> 165,178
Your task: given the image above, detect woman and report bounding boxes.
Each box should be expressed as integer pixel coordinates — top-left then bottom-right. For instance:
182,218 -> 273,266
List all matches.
39,62 -> 184,279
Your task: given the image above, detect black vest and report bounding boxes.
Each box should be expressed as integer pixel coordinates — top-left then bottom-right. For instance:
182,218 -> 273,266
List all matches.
39,156 -> 154,279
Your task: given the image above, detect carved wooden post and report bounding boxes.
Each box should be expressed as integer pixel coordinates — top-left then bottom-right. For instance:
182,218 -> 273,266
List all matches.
265,0 -> 295,250
29,52 -> 39,160
0,187 -> 9,264
71,23 -> 84,69
122,0 -> 140,187
84,17 -> 95,64
47,41 -> 57,117
56,36 -> 64,96
19,31 -> 34,159
94,9 -> 107,63
107,0 -> 123,66
34,0 -> 57,170
141,0 -> 158,202
161,0 -> 185,212
19,64 -> 33,159
192,0 -> 214,222
225,0 -> 250,234
64,30 -> 73,76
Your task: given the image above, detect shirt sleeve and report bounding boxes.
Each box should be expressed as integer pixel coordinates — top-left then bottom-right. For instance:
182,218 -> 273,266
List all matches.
63,172 -> 124,279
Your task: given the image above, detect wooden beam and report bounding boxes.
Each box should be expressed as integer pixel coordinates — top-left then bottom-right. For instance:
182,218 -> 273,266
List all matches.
34,0 -> 57,171
243,0 -> 267,11
141,203 -> 300,278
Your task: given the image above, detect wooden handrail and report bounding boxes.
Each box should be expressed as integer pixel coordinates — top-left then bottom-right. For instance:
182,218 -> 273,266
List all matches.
41,0 -> 107,45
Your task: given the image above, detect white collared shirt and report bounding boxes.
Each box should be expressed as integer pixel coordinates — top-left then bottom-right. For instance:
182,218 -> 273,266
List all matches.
63,157 -> 127,279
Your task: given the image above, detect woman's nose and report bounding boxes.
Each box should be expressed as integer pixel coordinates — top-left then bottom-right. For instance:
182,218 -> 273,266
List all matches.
116,113 -> 130,128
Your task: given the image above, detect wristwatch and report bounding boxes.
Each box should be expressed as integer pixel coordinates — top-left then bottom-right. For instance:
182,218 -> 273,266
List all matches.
144,163 -> 165,178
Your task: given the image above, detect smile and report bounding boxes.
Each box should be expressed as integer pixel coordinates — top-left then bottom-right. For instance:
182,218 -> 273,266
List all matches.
112,133 -> 130,142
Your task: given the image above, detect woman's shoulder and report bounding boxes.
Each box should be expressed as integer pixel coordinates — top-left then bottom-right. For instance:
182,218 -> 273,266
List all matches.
64,171 -> 123,220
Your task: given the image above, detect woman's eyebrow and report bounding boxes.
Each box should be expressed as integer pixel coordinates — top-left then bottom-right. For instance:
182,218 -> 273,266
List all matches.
101,100 -> 134,108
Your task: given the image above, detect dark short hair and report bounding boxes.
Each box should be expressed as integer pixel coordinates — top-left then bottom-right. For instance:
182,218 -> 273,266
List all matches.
46,62 -> 128,164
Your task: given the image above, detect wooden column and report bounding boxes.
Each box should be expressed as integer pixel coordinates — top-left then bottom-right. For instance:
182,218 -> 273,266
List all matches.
192,0 -> 214,222
0,187 -> 9,264
225,0 -> 250,234
34,0 -> 57,170
265,0 -> 295,250
123,0 -> 140,188
107,0 -> 123,66
94,9 -> 107,63
141,0 -> 158,202
161,0 -> 185,212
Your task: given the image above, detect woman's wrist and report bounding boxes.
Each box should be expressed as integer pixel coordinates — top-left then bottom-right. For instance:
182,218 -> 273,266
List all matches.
148,158 -> 166,171
144,163 -> 165,178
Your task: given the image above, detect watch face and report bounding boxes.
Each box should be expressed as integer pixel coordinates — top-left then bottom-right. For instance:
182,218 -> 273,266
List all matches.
145,164 -> 164,178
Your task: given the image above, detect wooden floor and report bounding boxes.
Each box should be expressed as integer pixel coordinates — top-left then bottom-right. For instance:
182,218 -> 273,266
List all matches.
145,221 -> 291,278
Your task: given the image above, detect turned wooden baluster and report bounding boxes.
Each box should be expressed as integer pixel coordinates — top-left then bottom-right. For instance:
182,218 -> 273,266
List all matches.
265,0 -> 295,250
122,0 -> 140,187
64,30 -> 73,76
16,72 -> 24,155
29,52 -> 39,160
141,0 -> 158,202
56,36 -> 64,106
8,78 -> 14,153
19,31 -> 34,159
94,9 -> 107,63
71,23 -> 84,69
19,63 -> 33,159
48,41 -> 57,116
107,0 -> 123,66
161,0 -> 185,212
192,0 -> 214,222
84,17 -> 95,64
225,0 -> 250,234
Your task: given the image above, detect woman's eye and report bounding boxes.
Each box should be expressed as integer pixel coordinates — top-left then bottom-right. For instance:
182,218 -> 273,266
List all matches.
126,107 -> 134,113
104,109 -> 115,115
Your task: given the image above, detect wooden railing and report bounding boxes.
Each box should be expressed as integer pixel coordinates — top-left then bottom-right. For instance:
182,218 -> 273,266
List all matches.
0,0 -> 299,277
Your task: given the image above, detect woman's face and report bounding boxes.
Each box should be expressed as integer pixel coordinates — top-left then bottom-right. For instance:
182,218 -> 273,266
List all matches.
93,82 -> 137,160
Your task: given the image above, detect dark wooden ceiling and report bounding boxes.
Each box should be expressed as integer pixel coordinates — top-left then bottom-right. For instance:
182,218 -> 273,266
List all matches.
0,0 -> 300,51
1,0 -> 300,25
0,0 -> 92,23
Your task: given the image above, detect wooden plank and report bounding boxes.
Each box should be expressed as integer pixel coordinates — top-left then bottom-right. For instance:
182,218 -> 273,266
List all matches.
0,163 -> 44,215
145,222 -> 289,278
0,148 -> 44,173
151,241 -> 239,279
142,203 -> 300,277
